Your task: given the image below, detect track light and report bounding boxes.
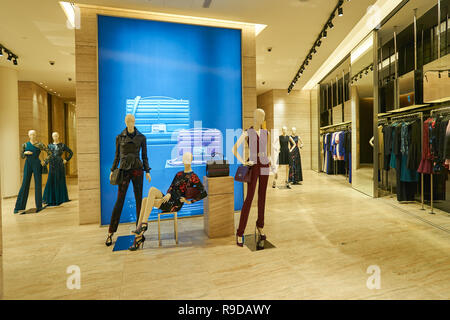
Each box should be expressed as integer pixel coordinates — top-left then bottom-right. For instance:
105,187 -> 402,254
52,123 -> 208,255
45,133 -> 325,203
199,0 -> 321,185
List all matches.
438,72 -> 441,78
317,40 -> 322,47
328,20 -> 334,28
338,7 -> 343,16
312,47 -> 317,54
0,47 -> 2,56
7,53 -> 12,61
13,58 -> 17,65
323,30 -> 327,38
305,60 -> 309,66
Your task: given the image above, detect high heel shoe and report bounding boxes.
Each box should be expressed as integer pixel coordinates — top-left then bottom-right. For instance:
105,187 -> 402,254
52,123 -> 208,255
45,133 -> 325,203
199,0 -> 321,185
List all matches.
236,235 -> 244,247
129,235 -> 145,251
105,233 -> 114,247
256,226 -> 266,241
132,222 -> 148,236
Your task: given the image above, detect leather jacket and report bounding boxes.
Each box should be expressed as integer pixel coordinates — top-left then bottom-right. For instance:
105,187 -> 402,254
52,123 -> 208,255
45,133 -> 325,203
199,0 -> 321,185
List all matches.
111,128 -> 151,172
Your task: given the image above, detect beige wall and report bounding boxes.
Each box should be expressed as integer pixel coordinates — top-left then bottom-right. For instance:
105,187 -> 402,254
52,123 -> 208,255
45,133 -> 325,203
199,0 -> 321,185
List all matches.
75,5 -> 257,225
0,171 -> 2,299
310,87 -> 319,172
51,96 -> 65,142
0,67 -> 21,198
18,81 -> 50,188
257,89 -> 312,171
66,102 -> 78,176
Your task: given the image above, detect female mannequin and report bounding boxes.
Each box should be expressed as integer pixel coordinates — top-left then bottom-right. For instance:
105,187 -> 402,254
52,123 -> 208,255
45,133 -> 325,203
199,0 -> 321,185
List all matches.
14,130 -> 48,213
43,132 -> 73,206
106,114 -> 151,246
273,126 -> 295,189
232,108 -> 272,247
288,127 -> 303,185
129,152 -> 207,250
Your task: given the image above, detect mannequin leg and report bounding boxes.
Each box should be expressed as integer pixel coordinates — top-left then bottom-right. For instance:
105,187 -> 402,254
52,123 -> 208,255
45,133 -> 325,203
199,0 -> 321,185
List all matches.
237,166 -> 259,237
256,173 -> 269,229
136,187 -> 164,228
33,162 -> 43,211
108,172 -> 132,234
130,170 -> 144,225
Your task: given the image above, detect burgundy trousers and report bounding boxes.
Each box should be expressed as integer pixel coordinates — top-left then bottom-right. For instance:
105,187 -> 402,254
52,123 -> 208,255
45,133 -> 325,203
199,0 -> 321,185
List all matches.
237,165 -> 269,237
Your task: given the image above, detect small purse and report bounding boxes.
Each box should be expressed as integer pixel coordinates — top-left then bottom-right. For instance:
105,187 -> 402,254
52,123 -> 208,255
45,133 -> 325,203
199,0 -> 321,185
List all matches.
110,168 -> 123,185
234,165 -> 252,183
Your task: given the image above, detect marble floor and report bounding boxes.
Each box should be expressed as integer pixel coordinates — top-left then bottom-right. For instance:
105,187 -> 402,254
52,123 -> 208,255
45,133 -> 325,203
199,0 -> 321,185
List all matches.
1,172 -> 449,300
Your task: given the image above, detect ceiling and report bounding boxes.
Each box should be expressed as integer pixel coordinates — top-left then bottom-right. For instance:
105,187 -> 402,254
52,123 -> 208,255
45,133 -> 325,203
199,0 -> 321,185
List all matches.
0,0 -> 379,99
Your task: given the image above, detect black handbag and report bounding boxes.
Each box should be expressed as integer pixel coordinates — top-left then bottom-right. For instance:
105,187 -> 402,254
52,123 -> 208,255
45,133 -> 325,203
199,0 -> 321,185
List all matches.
206,152 -> 229,177
110,168 -> 123,185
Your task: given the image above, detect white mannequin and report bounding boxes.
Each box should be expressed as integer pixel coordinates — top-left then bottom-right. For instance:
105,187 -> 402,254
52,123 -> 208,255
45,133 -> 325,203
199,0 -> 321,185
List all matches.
132,152 -> 195,242
51,132 -> 67,164
109,114 -> 151,183
290,127 -> 304,150
232,108 -> 272,246
25,130 -> 46,166
273,126 -> 295,189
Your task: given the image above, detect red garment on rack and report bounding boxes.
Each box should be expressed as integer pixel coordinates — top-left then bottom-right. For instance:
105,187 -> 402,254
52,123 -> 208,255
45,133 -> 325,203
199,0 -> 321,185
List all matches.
418,118 -> 434,174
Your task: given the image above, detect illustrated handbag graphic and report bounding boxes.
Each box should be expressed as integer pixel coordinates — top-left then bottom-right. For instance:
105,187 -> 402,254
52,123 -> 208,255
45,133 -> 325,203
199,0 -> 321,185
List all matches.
206,152 -> 229,177
234,165 -> 252,183
110,168 -> 124,185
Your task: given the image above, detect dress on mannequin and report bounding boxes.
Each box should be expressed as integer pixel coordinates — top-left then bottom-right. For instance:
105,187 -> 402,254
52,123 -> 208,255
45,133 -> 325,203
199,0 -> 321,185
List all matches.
14,142 -> 48,213
43,143 -> 73,206
236,127 -> 270,237
278,135 -> 291,165
288,135 -> 303,183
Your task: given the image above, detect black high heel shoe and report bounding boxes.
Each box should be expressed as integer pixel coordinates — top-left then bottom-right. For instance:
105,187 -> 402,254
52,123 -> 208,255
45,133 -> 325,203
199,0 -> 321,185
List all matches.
256,226 -> 266,241
129,235 -> 145,251
132,223 -> 148,237
105,233 -> 114,247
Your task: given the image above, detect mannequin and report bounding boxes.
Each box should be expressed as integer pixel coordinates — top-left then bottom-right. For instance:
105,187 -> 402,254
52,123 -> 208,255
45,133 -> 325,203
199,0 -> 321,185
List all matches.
232,108 -> 272,247
273,126 -> 295,189
129,152 -> 207,250
288,127 -> 304,185
14,130 -> 48,213
43,132 -> 73,206
106,114 -> 151,246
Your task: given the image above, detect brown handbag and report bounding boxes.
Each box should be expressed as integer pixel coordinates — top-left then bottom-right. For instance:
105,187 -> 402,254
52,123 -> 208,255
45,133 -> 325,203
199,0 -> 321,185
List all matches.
234,165 -> 252,183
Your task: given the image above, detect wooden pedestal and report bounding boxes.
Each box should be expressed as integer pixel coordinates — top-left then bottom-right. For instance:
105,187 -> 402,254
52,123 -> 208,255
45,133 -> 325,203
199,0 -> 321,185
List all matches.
203,176 -> 234,238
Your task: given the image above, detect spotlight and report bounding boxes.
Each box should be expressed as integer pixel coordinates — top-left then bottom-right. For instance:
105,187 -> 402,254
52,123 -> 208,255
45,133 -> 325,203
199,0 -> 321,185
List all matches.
448,71 -> 450,78
317,40 -> 322,47
328,21 -> 334,28
338,7 -> 343,16
308,54 -> 312,60
359,74 -> 362,79
438,72 -> 441,78
13,58 -> 17,65
365,70 -> 368,75
305,60 -> 309,66
323,30 -> 327,38
0,47 -> 2,56
7,53 -> 13,61
312,47 -> 317,54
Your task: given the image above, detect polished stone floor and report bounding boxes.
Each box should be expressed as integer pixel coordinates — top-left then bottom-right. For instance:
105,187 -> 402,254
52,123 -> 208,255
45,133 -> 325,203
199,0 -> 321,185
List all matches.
1,172 -> 449,300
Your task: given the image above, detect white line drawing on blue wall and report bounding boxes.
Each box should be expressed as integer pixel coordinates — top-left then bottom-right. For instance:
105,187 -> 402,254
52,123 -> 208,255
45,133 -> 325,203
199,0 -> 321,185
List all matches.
126,96 -> 223,168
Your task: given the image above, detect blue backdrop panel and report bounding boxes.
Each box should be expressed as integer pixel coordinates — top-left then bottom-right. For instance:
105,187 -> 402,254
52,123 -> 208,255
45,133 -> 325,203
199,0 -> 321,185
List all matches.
98,15 -> 243,226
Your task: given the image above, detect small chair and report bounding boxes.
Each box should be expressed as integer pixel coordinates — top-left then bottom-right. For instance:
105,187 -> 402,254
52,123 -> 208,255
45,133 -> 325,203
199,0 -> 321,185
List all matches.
157,211 -> 178,246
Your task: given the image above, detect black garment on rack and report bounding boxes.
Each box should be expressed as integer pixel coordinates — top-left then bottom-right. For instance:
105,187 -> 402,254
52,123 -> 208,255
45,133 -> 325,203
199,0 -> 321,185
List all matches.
406,119 -> 421,171
382,125 -> 393,170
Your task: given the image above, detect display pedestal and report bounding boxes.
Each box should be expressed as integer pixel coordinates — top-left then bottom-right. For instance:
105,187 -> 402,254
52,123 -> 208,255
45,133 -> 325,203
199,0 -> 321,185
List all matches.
203,176 -> 234,238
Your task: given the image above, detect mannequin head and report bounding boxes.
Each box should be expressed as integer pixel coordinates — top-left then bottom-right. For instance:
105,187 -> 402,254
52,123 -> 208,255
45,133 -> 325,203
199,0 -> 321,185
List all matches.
182,152 -> 193,165
282,126 -> 287,135
253,108 -> 265,128
28,130 -> 37,142
125,114 -> 135,131
52,132 -> 60,143
291,127 -> 297,135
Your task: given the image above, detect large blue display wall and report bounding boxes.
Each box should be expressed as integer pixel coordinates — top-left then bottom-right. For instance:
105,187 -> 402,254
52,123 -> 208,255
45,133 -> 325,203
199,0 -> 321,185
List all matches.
98,15 -> 243,226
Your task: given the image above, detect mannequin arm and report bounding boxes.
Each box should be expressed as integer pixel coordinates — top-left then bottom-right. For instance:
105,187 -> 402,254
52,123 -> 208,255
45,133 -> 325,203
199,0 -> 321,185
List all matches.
20,143 -> 27,159
111,135 -> 120,172
232,132 -> 247,165
64,144 -> 74,162
289,136 -> 296,153
369,136 -> 374,147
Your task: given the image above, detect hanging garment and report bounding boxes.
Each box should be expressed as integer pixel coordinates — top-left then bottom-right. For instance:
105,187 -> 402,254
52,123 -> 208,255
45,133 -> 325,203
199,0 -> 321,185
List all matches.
14,142 -> 48,213
382,125 -> 393,170
418,118 -> 434,174
406,119 -> 421,171
324,133 -> 334,174
278,135 -> 291,165
400,123 -> 419,183
444,121 -> 450,167
43,143 -> 73,206
237,127 -> 270,237
378,125 -> 384,170
335,131 -> 345,161
288,135 -> 303,183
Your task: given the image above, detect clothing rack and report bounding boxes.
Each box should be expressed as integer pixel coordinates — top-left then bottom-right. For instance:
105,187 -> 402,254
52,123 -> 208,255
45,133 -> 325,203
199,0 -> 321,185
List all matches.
320,123 -> 352,179
428,107 -> 450,214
